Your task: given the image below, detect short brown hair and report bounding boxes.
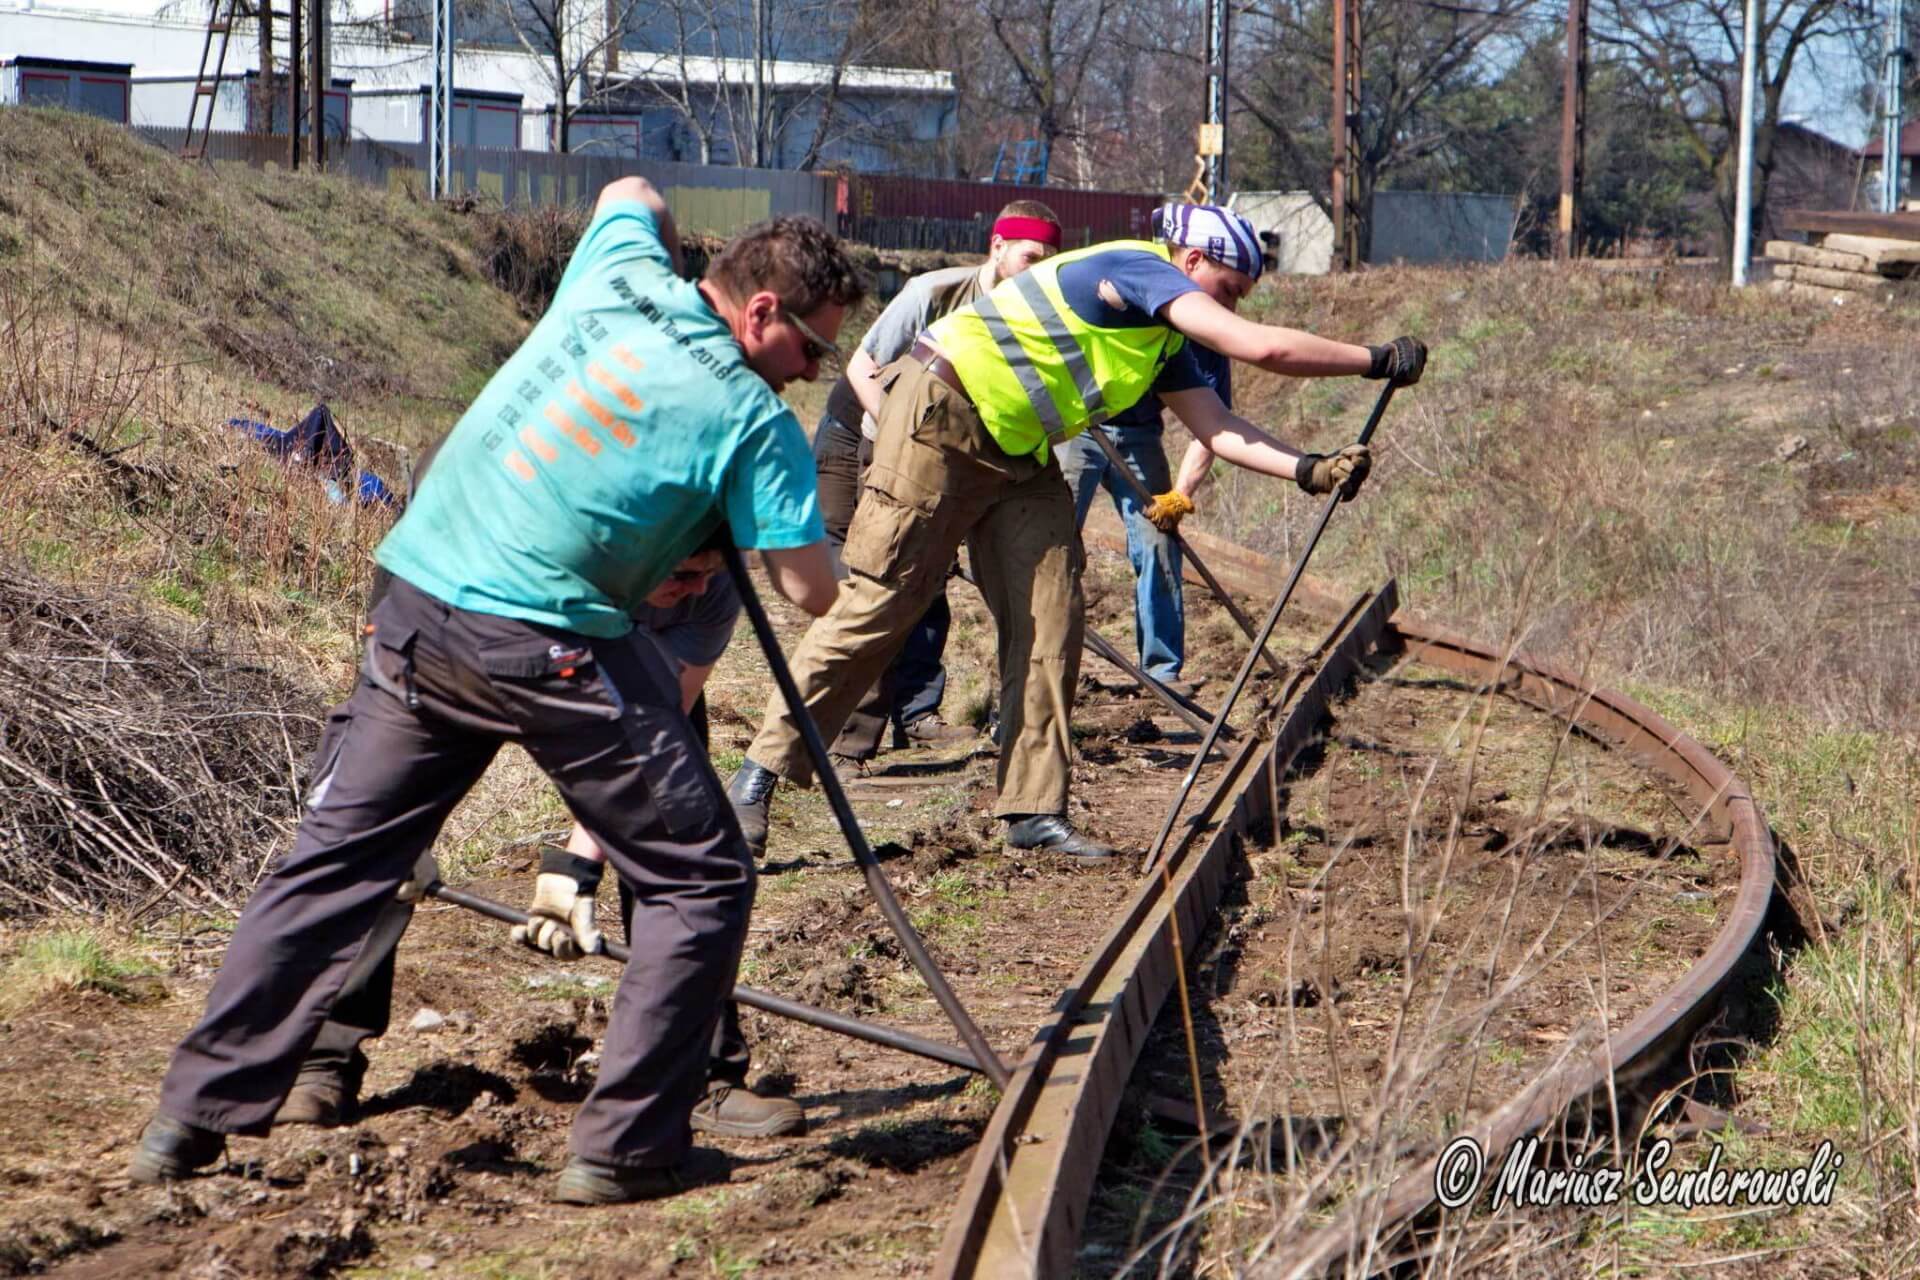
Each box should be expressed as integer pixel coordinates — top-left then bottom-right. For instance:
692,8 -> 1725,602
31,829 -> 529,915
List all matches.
996,198 -> 1060,229
706,216 -> 866,316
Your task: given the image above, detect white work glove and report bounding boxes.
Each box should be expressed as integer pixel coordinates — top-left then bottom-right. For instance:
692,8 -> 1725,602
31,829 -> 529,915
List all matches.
509,846 -> 605,960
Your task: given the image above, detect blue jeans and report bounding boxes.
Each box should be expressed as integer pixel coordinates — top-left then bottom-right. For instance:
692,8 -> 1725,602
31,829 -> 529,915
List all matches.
1058,424 -> 1185,682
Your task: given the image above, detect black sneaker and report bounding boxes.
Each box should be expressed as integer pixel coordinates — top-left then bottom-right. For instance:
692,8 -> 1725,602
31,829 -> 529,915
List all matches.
128,1114 -> 226,1185
551,1156 -> 681,1204
1003,814 -> 1119,862
724,761 -> 779,858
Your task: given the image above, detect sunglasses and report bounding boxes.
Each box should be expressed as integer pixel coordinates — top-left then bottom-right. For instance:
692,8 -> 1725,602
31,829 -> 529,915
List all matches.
781,306 -> 841,365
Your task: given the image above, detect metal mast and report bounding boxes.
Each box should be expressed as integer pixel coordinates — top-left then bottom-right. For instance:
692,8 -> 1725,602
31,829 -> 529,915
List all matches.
1884,0 -> 1910,212
428,0 -> 454,198
1203,0 -> 1229,200
1732,0 -> 1758,286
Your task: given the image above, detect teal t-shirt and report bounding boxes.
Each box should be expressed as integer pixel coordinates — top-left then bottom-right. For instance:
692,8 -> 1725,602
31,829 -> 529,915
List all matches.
375,200 -> 824,638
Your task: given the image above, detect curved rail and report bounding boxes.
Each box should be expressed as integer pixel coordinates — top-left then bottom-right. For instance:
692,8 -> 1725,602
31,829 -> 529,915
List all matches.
931,586 -> 1778,1280
1260,615 -> 1778,1280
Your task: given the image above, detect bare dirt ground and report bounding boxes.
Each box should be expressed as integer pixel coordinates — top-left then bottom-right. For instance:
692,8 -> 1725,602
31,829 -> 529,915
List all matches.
0,549 -> 1731,1279
0,552 -> 1306,1279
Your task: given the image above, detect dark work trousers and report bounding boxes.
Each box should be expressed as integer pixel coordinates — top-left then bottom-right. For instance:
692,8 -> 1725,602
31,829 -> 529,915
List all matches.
814,415 -> 951,759
305,694 -> 751,1089
156,577 -> 753,1169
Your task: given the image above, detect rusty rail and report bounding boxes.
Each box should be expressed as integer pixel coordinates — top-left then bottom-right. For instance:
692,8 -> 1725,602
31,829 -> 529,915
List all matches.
930,587 -> 1778,1280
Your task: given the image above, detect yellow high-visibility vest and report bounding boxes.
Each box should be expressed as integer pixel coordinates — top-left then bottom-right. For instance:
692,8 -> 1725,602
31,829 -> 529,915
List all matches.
926,240 -> 1187,464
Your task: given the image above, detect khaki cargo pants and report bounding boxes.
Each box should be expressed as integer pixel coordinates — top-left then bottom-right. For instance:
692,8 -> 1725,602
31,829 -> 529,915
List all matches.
748,358 -> 1083,818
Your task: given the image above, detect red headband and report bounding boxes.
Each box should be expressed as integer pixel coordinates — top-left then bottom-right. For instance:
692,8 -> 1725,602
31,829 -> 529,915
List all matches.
993,216 -> 1062,248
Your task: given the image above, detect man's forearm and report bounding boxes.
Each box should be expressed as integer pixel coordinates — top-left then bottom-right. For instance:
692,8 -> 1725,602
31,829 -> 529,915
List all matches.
1174,441 -> 1215,499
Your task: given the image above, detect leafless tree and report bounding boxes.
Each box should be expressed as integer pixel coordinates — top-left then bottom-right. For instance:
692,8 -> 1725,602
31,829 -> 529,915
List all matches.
1232,0 -> 1543,255
1590,0 -> 1878,251
981,0 -> 1121,182
468,0 -> 646,151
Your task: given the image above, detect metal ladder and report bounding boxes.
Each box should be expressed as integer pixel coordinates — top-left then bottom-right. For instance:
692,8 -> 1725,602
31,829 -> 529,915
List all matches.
183,0 -> 298,160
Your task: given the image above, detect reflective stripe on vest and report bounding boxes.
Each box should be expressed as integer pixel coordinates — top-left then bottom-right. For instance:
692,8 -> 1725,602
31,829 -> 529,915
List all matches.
974,290 -> 1070,443
926,241 -> 1183,462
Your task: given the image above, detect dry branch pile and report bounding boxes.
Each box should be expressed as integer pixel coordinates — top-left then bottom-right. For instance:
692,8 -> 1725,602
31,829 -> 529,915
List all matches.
0,562 -> 323,918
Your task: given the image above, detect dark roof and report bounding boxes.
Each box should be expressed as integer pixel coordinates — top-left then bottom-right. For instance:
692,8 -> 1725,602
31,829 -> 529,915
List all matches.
1863,118 -> 1920,160
2,56 -> 133,75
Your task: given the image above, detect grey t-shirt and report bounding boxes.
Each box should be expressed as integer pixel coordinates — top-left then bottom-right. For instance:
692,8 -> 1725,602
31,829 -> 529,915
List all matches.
822,264 -> 990,440
634,570 -> 741,673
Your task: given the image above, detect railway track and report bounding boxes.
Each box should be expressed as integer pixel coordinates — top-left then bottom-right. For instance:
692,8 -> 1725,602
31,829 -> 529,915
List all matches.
924,566 -> 1777,1279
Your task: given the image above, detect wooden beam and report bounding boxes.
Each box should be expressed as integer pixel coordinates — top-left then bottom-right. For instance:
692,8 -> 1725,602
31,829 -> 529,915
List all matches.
1815,233 -> 1920,273
1780,209 -> 1920,240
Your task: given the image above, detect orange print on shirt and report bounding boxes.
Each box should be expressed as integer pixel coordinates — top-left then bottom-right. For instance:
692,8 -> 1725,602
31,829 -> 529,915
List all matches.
566,381 -> 637,448
518,427 -> 559,464
609,344 -> 645,374
587,361 -> 645,414
505,450 -> 536,482
542,403 -> 604,456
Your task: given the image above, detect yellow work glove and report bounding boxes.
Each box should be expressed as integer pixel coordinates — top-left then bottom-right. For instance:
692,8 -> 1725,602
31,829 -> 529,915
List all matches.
1294,445 -> 1373,501
1142,490 -> 1195,533
509,846 -> 605,960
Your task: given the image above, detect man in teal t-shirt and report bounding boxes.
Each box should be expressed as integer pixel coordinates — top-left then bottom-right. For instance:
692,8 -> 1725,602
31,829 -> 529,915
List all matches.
130,178 -> 864,1207
378,196 -> 827,635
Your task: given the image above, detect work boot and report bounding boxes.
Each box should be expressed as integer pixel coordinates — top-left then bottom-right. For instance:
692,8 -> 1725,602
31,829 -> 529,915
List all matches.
893,714 -> 978,748
724,760 -> 779,858
551,1156 -> 681,1205
1003,814 -> 1119,862
829,753 -> 870,783
690,1082 -> 806,1139
273,1052 -> 367,1129
128,1114 -> 226,1185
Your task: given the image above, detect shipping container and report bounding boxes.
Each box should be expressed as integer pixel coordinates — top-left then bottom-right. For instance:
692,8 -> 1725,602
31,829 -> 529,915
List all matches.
835,174 -> 1158,252
2,56 -> 132,123
350,85 -> 522,151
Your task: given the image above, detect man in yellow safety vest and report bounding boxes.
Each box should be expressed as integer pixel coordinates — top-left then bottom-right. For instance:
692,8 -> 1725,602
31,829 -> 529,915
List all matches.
727,203 -> 1426,861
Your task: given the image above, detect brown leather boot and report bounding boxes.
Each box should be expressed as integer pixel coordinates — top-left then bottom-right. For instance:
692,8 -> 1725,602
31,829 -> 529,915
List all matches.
273,1053 -> 366,1128
690,1082 -> 806,1138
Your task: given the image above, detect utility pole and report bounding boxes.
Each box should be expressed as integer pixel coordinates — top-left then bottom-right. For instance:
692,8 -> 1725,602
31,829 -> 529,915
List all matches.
1884,0 -> 1910,212
751,0 -> 767,166
307,0 -> 326,168
428,0 -> 454,198
1330,0 -> 1362,270
1556,0 -> 1587,259
288,0 -> 301,170
1732,0 -> 1757,285
1202,0 -> 1229,201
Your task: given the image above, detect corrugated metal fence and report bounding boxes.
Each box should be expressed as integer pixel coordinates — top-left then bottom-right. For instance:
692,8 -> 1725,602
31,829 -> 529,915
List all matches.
835,174 -> 1158,251
134,127 -> 836,234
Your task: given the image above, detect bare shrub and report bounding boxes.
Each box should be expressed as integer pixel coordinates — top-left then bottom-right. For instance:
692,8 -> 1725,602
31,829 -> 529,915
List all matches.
0,560 -> 321,917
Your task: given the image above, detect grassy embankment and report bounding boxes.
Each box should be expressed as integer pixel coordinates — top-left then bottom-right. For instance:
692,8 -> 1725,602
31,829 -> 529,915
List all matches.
4,105 -> 1919,1273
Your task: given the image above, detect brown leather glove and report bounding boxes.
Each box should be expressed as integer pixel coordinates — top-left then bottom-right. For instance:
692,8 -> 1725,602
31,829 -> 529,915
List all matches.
1142,490 -> 1195,533
1294,444 -> 1373,501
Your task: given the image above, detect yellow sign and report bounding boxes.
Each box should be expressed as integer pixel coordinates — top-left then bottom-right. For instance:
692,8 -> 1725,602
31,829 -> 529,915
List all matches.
1196,123 -> 1224,156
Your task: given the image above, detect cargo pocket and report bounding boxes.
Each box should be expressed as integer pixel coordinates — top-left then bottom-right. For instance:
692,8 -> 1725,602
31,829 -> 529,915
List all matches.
473,630 -> 608,725
621,705 -> 718,837
841,485 -> 938,594
361,618 -> 420,710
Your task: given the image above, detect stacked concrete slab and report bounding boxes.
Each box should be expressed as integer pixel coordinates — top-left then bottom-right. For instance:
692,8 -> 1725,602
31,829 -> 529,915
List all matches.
1767,211 -> 1920,302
